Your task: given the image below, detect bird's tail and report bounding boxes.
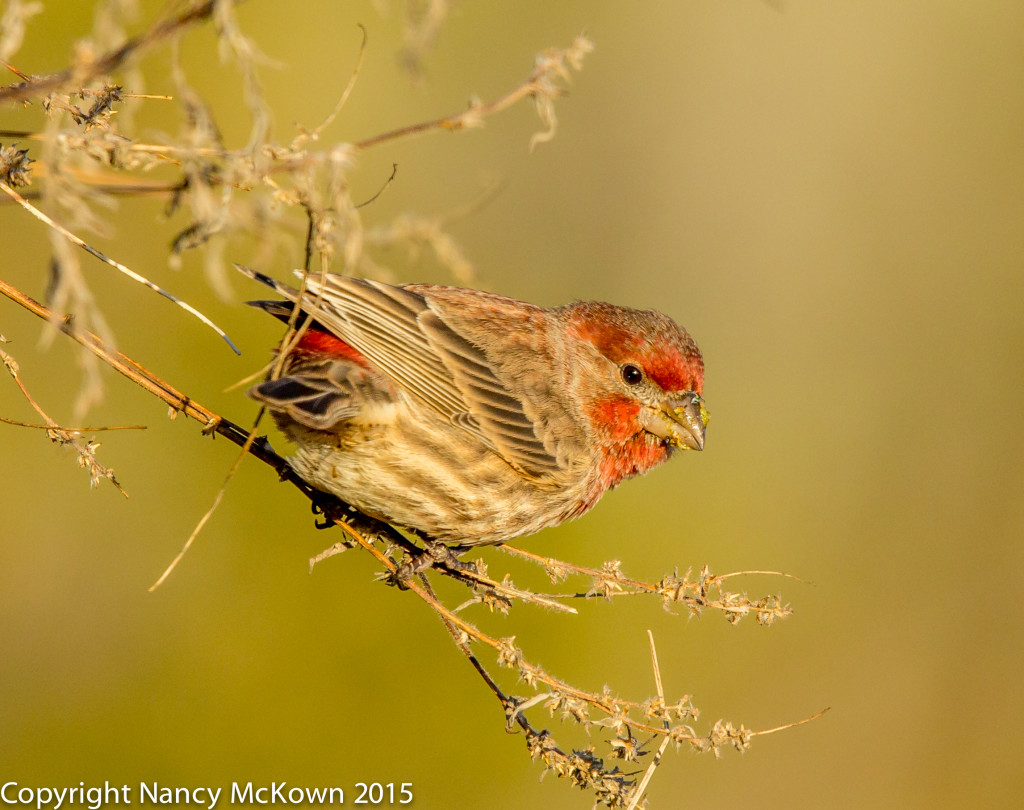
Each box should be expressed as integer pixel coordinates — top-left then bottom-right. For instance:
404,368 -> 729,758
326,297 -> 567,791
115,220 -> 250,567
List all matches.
235,264 -> 341,333
233,263 -> 302,301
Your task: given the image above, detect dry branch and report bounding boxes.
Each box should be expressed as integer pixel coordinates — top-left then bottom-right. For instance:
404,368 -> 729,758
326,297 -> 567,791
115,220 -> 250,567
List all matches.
0,0 -> 225,104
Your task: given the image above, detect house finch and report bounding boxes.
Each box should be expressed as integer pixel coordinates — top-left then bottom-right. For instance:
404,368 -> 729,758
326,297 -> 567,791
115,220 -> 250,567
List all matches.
236,266 -> 708,546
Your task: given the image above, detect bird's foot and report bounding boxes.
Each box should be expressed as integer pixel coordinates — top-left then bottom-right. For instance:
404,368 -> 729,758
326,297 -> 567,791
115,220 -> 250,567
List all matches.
390,540 -> 475,587
310,491 -> 344,530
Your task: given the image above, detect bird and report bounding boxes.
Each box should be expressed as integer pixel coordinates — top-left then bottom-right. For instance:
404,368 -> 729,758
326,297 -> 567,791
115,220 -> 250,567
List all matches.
236,265 -> 708,547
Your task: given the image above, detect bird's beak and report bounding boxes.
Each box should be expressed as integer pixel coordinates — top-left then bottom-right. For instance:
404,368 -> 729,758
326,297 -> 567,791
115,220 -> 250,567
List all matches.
639,392 -> 709,451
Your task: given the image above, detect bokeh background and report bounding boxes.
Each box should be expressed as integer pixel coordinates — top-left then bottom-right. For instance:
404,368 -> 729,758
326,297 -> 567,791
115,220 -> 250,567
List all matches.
3,1 -> 1023,807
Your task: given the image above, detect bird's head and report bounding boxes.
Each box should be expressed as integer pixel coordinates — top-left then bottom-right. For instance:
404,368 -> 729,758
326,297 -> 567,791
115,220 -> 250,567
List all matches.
562,301 -> 708,479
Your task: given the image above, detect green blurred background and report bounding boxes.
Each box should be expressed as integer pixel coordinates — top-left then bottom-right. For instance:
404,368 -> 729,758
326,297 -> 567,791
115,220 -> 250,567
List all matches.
3,1 -> 1023,807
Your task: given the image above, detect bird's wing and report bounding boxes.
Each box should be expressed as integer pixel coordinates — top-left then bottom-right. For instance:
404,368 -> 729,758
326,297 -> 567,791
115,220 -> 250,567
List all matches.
237,266 -> 561,478
249,358 -> 367,431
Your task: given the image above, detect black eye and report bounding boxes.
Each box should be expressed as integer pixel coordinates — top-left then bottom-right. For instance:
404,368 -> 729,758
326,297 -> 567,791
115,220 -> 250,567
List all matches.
620,363 -> 644,385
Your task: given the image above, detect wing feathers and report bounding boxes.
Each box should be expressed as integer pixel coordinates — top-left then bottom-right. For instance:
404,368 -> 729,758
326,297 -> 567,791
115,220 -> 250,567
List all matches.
238,266 -> 562,477
250,370 -> 362,431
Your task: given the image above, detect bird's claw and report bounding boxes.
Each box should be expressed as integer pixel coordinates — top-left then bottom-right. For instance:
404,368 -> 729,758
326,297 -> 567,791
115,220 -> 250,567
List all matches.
309,492 -> 339,529
388,540 -> 474,587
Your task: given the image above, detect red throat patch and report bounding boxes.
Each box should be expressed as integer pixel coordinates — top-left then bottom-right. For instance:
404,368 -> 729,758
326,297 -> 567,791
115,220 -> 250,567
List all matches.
585,395 -> 672,489
593,435 -> 670,497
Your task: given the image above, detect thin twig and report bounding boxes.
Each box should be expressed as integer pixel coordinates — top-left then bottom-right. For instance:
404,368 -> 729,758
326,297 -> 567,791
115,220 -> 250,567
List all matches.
501,543 -> 654,590
501,544 -> 792,623
0,180 -> 239,354
1,58 -> 30,81
752,707 -> 831,738
647,630 -> 665,701
292,24 -> 367,148
355,162 -> 398,209
0,415 -> 145,431
1,342 -> 128,496
0,0 -> 229,104
332,518 -> 729,741
352,35 -> 592,151
625,633 -> 672,810
149,408 -> 266,591
0,279 -> 269,470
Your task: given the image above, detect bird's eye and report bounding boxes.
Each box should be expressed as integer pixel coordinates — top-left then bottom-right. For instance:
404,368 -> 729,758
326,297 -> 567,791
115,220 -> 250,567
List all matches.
620,363 -> 644,385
